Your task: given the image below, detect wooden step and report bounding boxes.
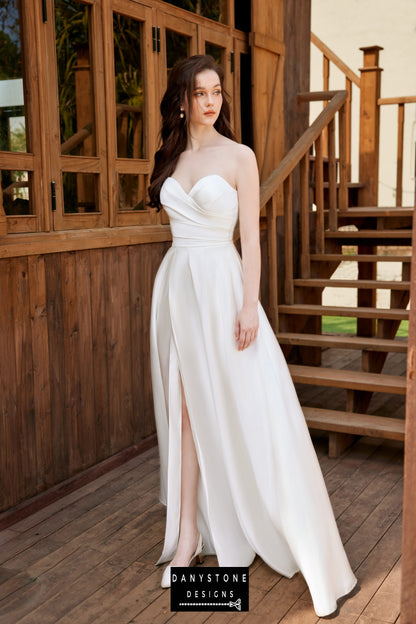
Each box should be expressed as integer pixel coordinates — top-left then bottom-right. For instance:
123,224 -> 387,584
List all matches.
289,364 -> 406,394
335,206 -> 414,218
310,180 -> 366,190
277,332 -> 408,353
311,253 -> 412,263
279,303 -> 409,320
303,406 -> 405,441
294,278 -> 410,290
325,229 -> 412,243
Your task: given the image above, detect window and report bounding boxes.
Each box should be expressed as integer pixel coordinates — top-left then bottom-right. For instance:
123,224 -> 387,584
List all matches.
0,0 -> 246,240
0,0 -> 42,233
162,1 -> 228,24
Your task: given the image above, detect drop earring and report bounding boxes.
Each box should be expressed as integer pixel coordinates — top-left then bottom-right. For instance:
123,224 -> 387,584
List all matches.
180,107 -> 185,119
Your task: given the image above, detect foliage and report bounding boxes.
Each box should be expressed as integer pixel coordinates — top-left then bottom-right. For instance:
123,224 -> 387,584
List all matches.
9,119 -> 26,152
0,31 -> 21,80
55,0 -> 89,144
0,0 -> 22,79
164,0 -> 223,22
322,316 -> 408,338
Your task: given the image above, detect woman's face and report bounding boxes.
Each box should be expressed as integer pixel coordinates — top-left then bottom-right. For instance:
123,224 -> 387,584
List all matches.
188,69 -> 223,127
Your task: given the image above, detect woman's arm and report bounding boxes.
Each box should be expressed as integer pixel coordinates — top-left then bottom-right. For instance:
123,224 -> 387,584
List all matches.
234,145 -> 261,351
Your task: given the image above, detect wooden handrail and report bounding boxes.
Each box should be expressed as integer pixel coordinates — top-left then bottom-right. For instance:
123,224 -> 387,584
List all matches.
378,95 -> 416,205
311,32 -> 361,88
61,122 -> 92,155
260,90 -> 348,207
297,90 -> 344,102
378,96 -> 416,105
60,105 -> 142,155
259,89 -> 349,320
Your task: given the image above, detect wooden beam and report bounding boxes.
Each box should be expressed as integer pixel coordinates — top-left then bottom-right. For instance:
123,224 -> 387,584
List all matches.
0,225 -> 172,259
249,32 -> 285,56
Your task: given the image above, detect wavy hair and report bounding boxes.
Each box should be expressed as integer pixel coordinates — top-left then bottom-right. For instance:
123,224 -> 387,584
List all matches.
148,55 -> 235,211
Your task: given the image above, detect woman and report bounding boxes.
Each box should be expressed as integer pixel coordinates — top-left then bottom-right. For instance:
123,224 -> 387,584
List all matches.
149,54 -> 358,619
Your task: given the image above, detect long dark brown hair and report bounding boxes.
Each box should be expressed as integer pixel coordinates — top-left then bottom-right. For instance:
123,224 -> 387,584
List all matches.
148,55 -> 235,211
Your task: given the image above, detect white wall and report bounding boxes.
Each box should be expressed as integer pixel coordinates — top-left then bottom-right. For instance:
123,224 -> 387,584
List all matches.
310,0 -> 416,206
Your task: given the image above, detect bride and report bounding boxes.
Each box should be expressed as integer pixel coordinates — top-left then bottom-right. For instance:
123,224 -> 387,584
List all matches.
148,54 -> 358,619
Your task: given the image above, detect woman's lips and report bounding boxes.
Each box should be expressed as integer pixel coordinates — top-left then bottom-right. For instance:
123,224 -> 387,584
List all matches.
204,111 -> 216,116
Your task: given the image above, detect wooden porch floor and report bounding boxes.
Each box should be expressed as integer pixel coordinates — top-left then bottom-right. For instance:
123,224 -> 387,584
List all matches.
0,435 -> 403,624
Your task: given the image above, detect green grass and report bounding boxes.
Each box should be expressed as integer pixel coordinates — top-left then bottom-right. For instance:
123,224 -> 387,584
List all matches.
322,316 -> 408,337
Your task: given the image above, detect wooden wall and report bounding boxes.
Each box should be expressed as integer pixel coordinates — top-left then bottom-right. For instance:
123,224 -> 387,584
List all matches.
250,0 -> 285,183
0,242 -> 169,512
279,0 -> 311,302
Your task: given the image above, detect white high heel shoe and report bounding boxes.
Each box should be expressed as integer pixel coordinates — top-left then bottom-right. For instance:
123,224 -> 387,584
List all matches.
161,533 -> 204,588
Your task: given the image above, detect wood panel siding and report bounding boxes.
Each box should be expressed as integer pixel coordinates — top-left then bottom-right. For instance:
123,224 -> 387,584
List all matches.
0,241 -> 169,512
250,0 -> 285,182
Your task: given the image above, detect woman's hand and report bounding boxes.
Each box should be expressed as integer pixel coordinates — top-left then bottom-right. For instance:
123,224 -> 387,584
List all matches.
235,304 -> 259,351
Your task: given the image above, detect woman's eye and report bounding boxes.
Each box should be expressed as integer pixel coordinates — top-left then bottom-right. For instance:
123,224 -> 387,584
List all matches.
195,91 -> 204,97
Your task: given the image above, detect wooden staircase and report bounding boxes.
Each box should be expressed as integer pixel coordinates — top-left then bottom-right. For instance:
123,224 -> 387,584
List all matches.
277,208 -> 410,456
259,44 -> 414,455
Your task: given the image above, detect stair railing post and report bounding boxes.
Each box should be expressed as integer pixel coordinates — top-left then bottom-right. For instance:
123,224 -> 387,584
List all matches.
299,154 -> 311,277
357,46 -> 383,339
345,77 -> 352,181
284,174 -> 294,304
328,117 -> 337,230
338,102 -> 348,213
314,134 -> 324,253
358,45 -> 383,207
396,103 -> 405,207
266,193 -> 279,331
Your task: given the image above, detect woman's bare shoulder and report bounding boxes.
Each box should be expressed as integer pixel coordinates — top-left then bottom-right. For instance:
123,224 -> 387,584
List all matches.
220,139 -> 257,165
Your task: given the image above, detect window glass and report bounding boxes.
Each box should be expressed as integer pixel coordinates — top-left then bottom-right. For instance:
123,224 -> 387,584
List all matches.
119,174 -> 147,211
162,1 -> 227,24
55,0 -> 96,156
0,0 -> 28,153
1,169 -> 31,215
63,172 -> 99,213
166,29 -> 189,78
205,42 -> 223,67
113,13 -> 145,159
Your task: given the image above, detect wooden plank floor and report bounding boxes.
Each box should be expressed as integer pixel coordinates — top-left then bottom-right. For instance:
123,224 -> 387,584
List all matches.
0,431 -> 403,624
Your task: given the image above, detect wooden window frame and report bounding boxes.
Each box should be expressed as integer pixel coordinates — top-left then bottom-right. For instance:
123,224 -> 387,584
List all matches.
0,0 -> 45,235
46,0 -> 109,231
105,0 -> 159,227
0,0 -> 249,247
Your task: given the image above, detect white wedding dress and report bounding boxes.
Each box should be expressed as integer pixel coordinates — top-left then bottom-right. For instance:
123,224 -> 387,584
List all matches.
150,174 -> 357,617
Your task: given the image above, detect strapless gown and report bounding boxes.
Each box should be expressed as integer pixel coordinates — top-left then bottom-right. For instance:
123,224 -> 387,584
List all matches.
150,174 -> 357,617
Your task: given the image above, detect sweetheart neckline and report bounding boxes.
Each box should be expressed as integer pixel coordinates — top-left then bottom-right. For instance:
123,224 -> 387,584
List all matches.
167,174 -> 237,196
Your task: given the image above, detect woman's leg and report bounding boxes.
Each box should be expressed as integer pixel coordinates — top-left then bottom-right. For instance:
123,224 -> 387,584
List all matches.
169,377 -> 200,565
